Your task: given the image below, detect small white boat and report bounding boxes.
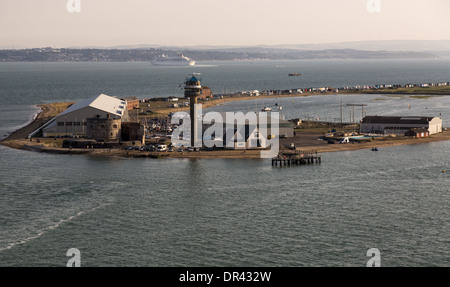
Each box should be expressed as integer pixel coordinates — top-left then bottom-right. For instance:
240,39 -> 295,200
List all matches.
277,106 -> 283,110
261,107 -> 272,111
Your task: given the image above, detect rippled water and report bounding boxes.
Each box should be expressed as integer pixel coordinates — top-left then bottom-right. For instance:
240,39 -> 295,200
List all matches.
1,143 -> 449,266
0,60 -> 449,266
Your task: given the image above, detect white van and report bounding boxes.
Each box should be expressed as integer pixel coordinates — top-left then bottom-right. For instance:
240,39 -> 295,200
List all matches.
156,144 -> 167,152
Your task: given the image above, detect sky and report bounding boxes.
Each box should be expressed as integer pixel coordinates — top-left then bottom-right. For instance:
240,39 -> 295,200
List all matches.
1,0 -> 450,48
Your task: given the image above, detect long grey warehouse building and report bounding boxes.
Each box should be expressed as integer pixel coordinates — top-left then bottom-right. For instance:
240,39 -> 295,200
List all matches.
360,116 -> 442,135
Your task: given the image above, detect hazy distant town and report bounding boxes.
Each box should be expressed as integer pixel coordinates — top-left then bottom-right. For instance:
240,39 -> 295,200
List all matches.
0,47 -> 440,62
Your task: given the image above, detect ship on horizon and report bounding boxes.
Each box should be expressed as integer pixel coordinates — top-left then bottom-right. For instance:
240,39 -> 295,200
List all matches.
151,53 -> 196,66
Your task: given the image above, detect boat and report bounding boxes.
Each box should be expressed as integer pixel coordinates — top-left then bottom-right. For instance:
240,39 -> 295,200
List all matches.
151,54 -> 195,66
277,106 -> 283,110
261,107 -> 272,112
289,73 -> 301,76
371,148 -> 379,151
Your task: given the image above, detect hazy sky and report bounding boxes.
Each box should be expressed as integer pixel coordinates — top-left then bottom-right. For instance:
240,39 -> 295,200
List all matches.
1,0 -> 449,48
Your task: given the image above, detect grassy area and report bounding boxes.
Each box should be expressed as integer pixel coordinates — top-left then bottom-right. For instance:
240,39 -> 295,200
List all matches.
53,102 -> 74,112
295,126 -> 332,134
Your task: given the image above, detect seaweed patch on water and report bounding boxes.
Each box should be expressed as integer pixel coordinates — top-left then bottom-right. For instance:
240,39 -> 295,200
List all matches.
408,94 -> 448,99
371,94 -> 449,101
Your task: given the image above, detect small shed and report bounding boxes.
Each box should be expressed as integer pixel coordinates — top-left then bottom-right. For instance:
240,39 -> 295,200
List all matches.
405,128 -> 430,138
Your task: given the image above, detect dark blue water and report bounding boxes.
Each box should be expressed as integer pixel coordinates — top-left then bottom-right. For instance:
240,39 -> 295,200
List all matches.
0,60 -> 449,266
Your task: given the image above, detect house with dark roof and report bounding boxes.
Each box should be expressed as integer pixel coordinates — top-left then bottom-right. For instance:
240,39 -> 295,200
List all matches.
360,116 -> 442,135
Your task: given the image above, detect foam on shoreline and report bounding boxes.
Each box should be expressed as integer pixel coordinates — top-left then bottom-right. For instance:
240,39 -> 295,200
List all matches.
0,105 -> 42,141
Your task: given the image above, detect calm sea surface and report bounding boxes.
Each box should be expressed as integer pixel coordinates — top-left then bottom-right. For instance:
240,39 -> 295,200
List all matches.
0,59 -> 449,266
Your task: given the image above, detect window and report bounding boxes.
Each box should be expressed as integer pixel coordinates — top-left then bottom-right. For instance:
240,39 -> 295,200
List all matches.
66,122 -> 73,126
57,122 -> 64,126
113,124 -> 118,129
74,122 -> 81,126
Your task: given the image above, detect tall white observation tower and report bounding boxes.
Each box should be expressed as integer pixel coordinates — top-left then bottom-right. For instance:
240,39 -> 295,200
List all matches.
184,73 -> 202,147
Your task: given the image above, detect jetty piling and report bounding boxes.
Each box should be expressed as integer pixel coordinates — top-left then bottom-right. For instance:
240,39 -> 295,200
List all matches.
272,150 -> 321,167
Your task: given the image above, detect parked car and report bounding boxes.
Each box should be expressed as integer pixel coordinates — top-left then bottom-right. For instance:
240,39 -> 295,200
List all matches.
156,144 -> 167,152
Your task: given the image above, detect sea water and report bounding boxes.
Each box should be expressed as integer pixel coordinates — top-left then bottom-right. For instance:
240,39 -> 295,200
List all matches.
0,59 -> 449,266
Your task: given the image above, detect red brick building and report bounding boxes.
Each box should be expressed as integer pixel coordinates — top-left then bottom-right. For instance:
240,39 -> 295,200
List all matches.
122,97 -> 140,110
199,86 -> 213,100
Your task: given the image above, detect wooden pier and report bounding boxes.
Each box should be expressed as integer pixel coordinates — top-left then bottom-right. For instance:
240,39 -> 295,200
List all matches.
272,150 -> 321,167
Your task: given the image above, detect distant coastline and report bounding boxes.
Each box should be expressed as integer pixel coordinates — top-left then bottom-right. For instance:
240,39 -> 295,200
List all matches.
0,47 -> 440,62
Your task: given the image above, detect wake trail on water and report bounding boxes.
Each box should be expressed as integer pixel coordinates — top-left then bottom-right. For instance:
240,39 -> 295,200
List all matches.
0,202 -> 112,252
193,64 -> 218,67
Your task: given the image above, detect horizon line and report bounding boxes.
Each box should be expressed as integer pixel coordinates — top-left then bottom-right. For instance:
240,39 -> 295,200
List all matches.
2,39 -> 450,51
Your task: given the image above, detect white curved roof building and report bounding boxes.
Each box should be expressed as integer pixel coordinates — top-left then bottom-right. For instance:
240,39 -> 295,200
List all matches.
42,94 -> 129,137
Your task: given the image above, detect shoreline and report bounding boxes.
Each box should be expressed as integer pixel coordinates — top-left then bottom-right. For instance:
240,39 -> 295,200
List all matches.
0,105 -> 42,141
152,91 -> 327,115
290,132 -> 450,154
1,92 -> 450,159
1,102 -> 73,142
3,130 -> 450,159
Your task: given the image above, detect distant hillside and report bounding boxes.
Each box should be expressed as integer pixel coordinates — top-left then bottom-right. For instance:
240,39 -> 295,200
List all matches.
182,48 -> 437,60
71,40 -> 450,52
0,47 -> 438,62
